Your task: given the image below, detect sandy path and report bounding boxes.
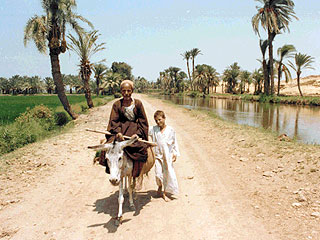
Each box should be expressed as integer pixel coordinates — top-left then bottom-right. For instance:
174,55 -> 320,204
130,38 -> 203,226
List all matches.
0,94 -> 283,239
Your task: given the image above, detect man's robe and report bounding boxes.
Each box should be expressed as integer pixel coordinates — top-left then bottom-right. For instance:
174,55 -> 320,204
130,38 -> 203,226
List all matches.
106,98 -> 149,178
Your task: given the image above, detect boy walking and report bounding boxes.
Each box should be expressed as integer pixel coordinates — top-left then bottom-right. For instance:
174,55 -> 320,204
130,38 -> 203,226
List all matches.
149,110 -> 180,200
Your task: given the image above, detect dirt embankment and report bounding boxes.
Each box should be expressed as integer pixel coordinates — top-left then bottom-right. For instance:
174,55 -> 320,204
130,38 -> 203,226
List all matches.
214,74 -> 320,96
0,94 -> 319,240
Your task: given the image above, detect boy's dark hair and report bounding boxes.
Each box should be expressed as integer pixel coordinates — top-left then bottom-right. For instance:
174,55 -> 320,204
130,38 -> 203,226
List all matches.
154,110 -> 166,119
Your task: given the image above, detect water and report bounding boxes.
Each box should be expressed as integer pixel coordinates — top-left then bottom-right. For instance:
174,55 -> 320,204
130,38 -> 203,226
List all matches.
158,95 -> 320,145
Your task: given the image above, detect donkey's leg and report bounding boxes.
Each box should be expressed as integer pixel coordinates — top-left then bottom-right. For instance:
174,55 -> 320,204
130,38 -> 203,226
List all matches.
128,176 -> 135,211
115,178 -> 124,226
123,176 -> 128,197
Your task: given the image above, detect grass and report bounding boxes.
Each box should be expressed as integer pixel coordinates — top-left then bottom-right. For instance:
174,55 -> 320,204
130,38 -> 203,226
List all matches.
0,94 -> 110,125
0,94 -> 113,157
209,93 -> 320,106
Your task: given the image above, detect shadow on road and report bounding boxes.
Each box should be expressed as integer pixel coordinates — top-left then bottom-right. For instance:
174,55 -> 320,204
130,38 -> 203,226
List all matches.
88,190 -> 158,233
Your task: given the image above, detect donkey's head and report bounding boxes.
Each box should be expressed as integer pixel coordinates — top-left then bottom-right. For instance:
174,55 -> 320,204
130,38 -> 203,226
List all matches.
88,135 -> 138,186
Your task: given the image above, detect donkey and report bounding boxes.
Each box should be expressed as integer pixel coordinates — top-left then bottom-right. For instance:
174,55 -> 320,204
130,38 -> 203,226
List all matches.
88,135 -> 154,226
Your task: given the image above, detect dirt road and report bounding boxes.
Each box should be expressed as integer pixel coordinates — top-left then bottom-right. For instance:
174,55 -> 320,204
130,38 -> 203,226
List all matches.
1,94 -> 319,240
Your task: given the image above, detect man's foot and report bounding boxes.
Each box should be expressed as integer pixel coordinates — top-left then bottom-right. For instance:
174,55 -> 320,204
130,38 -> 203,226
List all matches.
162,192 -> 169,202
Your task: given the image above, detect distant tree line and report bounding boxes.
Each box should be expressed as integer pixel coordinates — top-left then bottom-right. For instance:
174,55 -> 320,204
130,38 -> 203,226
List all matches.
155,0 -> 315,97
0,61 -> 149,96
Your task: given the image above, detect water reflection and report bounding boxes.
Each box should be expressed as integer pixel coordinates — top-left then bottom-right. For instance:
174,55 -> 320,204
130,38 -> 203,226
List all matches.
158,95 -> 320,145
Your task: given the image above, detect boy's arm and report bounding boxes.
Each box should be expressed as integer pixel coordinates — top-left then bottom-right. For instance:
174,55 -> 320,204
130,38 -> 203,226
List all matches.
172,128 -> 180,161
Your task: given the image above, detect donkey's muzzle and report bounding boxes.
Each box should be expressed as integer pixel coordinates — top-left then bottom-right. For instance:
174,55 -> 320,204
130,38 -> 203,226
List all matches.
109,178 -> 120,186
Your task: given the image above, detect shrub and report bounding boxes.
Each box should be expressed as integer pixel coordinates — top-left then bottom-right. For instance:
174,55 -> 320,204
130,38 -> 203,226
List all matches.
0,118 -> 45,154
80,104 -> 89,112
188,91 -> 199,98
54,112 -> 69,126
15,104 -> 55,131
94,98 -> 103,106
0,105 -> 59,155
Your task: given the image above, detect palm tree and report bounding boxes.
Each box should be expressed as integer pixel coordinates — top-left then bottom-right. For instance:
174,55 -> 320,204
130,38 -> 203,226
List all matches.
167,67 -> 181,92
24,0 -> 93,119
100,72 -> 122,95
135,76 -> 149,93
240,70 -> 252,93
159,71 -> 171,91
194,64 -> 219,94
252,68 -> 264,94
288,53 -> 314,97
8,75 -> 23,95
252,0 -> 297,95
0,77 -> 10,94
27,75 -> 43,94
93,63 -> 108,96
190,48 -> 202,90
68,30 -> 106,108
276,44 -> 295,95
223,63 -> 240,94
194,64 -> 206,93
44,77 -> 55,94
258,39 -> 270,94
181,51 -> 192,83
207,66 -> 219,94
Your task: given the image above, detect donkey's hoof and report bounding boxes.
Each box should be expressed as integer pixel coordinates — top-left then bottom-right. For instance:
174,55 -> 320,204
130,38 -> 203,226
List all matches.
114,216 -> 123,226
129,204 -> 136,211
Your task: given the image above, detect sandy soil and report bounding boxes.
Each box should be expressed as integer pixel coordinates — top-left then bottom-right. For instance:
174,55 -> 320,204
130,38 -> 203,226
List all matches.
215,74 -> 320,96
280,75 -> 320,96
0,94 -> 319,240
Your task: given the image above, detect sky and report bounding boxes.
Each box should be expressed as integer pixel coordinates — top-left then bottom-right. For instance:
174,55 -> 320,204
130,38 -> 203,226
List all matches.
0,0 -> 320,82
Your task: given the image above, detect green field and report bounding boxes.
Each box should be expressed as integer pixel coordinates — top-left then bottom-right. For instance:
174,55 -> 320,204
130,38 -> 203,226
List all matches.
0,94 -> 106,125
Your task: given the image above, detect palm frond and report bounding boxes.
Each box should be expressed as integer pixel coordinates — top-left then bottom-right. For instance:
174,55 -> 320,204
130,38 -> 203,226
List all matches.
24,15 -> 48,53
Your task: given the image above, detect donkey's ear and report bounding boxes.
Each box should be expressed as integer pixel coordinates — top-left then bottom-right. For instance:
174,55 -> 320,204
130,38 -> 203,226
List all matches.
120,135 -> 139,149
88,143 -> 113,151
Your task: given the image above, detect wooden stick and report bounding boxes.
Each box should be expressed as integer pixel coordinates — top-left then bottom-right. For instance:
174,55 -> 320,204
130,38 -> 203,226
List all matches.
85,128 -> 157,146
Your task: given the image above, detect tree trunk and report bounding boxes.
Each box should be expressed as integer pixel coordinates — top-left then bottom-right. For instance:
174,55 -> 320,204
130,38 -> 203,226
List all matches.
268,30 -> 274,95
277,64 -> 282,96
96,78 -> 99,96
50,50 -> 78,119
192,58 -> 195,91
262,59 -> 269,95
297,72 -> 303,97
186,61 -> 191,83
82,68 -> 94,108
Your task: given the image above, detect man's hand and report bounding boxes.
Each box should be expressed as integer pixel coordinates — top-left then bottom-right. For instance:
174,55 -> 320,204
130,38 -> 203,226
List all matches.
131,134 -> 139,139
116,133 -> 125,141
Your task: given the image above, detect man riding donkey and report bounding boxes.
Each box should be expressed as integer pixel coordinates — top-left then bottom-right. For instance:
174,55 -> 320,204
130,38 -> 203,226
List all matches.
98,79 -> 153,190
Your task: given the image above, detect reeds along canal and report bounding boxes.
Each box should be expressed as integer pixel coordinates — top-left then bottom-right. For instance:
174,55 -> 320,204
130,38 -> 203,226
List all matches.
156,95 -> 320,145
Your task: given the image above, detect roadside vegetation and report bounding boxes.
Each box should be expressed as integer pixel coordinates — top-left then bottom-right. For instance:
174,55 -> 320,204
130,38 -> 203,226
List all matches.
0,95 -> 108,125
0,95 -> 112,156
206,93 -> 320,106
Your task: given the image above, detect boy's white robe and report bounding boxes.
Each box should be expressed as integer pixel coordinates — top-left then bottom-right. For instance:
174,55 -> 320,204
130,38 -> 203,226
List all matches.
149,125 -> 180,195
